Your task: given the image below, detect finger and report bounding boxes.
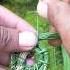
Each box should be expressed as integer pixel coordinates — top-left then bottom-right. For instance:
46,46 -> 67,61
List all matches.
0,26 -> 19,52
18,31 -> 38,52
63,0 -> 70,4
37,0 -> 59,19
0,65 -> 8,70
0,52 -> 10,66
0,5 -> 36,33
0,67 -> 6,70
0,26 -> 37,52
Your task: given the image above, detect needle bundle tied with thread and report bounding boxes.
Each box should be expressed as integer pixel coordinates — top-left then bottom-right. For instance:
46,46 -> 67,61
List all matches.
19,31 -> 60,47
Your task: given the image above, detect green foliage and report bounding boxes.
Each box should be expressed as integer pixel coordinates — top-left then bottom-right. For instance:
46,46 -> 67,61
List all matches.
24,11 -> 49,32
62,46 -> 70,70
1,0 -> 38,18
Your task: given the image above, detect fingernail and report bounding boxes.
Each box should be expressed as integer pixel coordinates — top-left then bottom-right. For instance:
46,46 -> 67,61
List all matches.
37,1 -> 48,18
19,31 -> 38,47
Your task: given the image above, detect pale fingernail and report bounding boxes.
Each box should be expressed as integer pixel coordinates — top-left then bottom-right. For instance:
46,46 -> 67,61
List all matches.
19,31 -> 38,47
37,1 -> 48,18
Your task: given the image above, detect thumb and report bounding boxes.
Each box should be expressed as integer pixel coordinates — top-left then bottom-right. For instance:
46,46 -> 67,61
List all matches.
18,31 -> 38,52
0,26 -> 38,52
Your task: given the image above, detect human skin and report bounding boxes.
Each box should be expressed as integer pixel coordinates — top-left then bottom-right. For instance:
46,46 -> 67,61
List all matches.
37,0 -> 70,55
0,0 -> 70,69
0,5 -> 37,69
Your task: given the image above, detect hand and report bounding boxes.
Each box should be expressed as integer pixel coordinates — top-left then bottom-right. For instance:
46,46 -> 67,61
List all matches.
37,0 -> 70,55
0,5 -> 37,69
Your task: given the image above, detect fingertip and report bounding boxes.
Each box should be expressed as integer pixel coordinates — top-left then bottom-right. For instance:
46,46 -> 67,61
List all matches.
17,31 -> 38,52
19,31 -> 38,47
37,0 -> 48,18
37,0 -> 60,19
